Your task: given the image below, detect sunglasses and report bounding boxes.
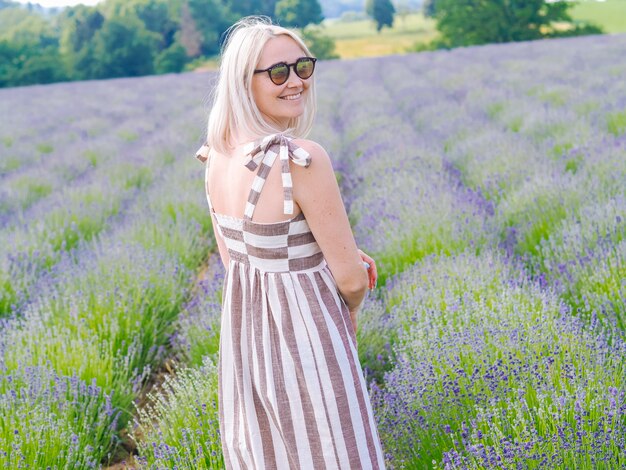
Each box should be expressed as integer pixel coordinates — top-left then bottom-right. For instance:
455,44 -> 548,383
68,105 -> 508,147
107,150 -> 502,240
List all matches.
254,57 -> 317,85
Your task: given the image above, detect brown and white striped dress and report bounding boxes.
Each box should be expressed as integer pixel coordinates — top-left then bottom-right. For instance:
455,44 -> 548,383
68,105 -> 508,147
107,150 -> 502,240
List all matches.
196,133 -> 386,470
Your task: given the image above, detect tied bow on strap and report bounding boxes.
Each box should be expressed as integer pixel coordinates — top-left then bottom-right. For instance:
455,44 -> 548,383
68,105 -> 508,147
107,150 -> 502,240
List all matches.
244,133 -> 311,171
195,143 -> 210,163
193,134 -> 311,217
246,134 -> 311,216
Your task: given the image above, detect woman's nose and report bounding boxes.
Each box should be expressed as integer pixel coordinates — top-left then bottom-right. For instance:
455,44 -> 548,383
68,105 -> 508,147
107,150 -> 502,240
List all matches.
285,74 -> 303,87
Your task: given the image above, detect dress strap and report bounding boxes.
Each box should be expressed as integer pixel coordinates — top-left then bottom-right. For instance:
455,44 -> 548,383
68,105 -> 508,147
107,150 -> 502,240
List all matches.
242,133 -> 310,221
195,134 -> 311,221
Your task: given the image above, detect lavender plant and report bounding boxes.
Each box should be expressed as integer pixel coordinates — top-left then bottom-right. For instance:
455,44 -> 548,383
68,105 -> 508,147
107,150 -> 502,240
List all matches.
132,357 -> 223,469
373,251 -> 626,468
0,71 -> 218,465
172,253 -> 225,369
0,365 -> 117,469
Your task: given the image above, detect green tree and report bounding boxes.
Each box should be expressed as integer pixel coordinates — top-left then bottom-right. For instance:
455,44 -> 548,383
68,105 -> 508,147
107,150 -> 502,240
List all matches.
422,0 -> 438,18
108,0 -> 193,71
58,5 -> 104,79
275,0 -> 323,28
0,6 -> 67,87
0,40 -> 67,87
90,15 -> 160,78
187,0 -> 234,56
432,0 -> 603,48
101,0 -> 180,49
222,0 -> 277,18
301,25 -> 338,59
365,0 -> 395,32
154,40 -> 187,73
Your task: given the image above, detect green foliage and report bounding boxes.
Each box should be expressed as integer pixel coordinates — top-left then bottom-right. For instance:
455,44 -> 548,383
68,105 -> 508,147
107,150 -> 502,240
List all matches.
0,40 -> 67,87
36,143 -> 54,153
0,6 -> 68,87
432,0 -> 603,48
422,0 -> 437,18
1,0 -> 203,86
155,41 -> 187,73
365,0 -> 395,32
0,366 -> 118,469
132,358 -> 224,468
223,0 -> 277,17
187,0 -> 234,56
58,5 -> 104,79
607,110 -> 626,136
275,0 -> 324,28
301,24 -> 338,59
0,7 -> 53,45
117,129 -> 139,142
91,15 -> 159,78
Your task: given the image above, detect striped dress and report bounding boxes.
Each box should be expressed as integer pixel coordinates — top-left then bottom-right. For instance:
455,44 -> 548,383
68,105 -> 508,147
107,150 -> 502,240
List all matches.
196,134 -> 386,470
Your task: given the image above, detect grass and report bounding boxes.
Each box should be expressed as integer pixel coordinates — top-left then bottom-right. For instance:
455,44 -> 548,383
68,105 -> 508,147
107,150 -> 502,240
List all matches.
323,13 -> 438,58
36,143 -> 53,154
607,109 -> 626,136
570,0 -> 626,34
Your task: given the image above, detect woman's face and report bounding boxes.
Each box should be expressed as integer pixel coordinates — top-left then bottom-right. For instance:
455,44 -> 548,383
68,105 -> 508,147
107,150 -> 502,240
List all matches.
251,35 -> 311,129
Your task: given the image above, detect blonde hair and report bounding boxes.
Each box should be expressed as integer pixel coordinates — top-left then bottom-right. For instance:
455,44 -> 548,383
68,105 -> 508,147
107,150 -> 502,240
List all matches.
206,16 -> 317,156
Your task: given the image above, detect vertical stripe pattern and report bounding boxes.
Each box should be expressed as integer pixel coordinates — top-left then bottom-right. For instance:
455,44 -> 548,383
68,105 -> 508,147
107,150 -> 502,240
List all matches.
198,134 -> 386,469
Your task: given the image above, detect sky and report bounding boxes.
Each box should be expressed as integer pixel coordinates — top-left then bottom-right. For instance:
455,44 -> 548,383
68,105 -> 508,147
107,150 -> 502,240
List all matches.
14,0 -> 101,7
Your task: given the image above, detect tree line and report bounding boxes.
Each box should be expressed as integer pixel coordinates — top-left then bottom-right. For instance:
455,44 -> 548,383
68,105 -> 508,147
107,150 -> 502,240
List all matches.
422,0 -> 603,49
0,0 -> 325,88
0,0 -> 605,88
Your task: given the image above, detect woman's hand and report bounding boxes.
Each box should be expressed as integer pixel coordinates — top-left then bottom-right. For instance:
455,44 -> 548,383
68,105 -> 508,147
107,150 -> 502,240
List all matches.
348,249 -> 377,342
358,248 -> 377,291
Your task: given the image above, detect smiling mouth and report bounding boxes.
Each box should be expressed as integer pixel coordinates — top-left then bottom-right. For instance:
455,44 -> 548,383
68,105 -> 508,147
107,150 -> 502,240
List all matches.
279,92 -> 301,101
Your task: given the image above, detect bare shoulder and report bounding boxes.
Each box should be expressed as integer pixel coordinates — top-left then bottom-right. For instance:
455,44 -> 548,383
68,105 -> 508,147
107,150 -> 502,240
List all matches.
291,138 -> 327,157
290,138 -> 341,210
290,138 -> 334,177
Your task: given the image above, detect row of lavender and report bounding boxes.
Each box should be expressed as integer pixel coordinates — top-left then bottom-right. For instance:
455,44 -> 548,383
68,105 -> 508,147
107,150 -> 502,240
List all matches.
0,73 -> 219,466
366,35 -> 626,467
130,34 -> 626,469
0,75 -> 210,315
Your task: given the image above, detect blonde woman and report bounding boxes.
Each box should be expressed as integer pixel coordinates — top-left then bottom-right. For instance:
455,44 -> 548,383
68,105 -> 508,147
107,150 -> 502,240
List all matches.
196,16 -> 385,469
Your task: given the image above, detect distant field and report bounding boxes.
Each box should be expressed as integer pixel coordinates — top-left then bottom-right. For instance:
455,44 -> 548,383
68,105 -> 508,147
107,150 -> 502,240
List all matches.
570,0 -> 626,33
322,13 -> 438,58
321,1 -> 626,59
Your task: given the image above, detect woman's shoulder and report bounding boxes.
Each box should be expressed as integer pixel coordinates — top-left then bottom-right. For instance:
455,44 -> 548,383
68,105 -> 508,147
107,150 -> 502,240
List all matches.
290,138 -> 330,165
289,137 -> 336,192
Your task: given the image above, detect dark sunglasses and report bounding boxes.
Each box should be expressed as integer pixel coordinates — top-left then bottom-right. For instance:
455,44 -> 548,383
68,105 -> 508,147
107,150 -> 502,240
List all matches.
254,57 -> 317,85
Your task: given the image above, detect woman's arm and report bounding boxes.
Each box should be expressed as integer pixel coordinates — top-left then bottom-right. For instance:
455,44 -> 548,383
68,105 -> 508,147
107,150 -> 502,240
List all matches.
291,139 -> 369,316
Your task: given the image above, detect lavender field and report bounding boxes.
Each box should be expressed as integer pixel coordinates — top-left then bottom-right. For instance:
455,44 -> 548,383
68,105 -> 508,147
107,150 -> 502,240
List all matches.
1,32 -> 625,469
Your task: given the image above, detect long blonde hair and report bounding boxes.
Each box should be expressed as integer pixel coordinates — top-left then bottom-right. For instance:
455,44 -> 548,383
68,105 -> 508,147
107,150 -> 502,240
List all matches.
206,16 -> 317,156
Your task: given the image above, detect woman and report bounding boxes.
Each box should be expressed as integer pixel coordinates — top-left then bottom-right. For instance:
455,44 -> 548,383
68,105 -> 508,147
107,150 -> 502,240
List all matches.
195,16 -> 385,470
